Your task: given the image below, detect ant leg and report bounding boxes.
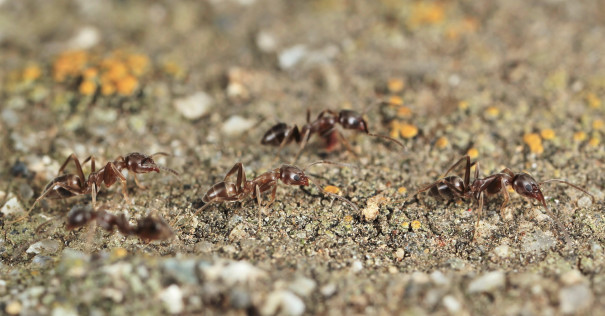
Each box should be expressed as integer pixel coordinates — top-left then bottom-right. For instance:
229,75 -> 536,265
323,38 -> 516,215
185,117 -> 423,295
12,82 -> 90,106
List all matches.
334,131 -> 359,158
91,184 -> 97,210
223,163 -> 246,192
473,193 -> 485,241
58,154 -> 87,184
81,156 -> 96,172
107,162 -> 129,204
133,175 -> 147,190
292,128 -> 312,164
500,168 -> 515,178
7,182 -> 78,224
256,185 -> 263,230
441,156 -> 471,178
272,126 -> 301,164
498,178 -> 510,219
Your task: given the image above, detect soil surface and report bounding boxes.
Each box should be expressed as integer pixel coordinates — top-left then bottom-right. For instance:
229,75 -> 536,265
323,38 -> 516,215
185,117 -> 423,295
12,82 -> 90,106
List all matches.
1,1 -> 604,315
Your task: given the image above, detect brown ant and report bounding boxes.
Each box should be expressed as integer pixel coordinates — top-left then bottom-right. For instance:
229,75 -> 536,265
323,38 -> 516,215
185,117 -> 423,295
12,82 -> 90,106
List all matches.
192,161 -> 358,226
414,155 -> 595,242
10,152 -> 178,223
67,204 -> 173,241
261,108 -> 405,162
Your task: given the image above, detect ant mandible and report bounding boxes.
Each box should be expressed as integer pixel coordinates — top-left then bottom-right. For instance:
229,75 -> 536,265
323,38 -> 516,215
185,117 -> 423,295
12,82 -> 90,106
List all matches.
10,152 -> 178,223
192,161 -> 358,226
414,155 -> 595,242
261,107 -> 405,163
67,205 -> 173,241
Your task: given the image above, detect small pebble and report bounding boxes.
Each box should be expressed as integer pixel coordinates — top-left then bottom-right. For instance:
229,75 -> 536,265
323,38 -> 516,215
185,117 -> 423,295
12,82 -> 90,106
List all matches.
18,183 -> 34,200
261,290 -> 305,316
467,271 -> 505,293
288,277 -> 316,297
350,260 -> 363,273
221,115 -> 255,136
1,109 -> 19,128
559,284 -> 593,314
0,194 -> 24,216
430,271 -> 449,286
173,91 -> 214,120
229,288 -> 251,309
159,285 -> 184,314
279,45 -> 307,70
202,260 -> 266,286
493,244 -> 511,258
395,248 -> 405,260
32,255 -> 54,268
522,230 -> 556,254
442,295 -> 461,313
320,283 -> 337,297
560,270 -> 586,286
256,30 -> 277,52
162,259 -> 198,285
26,240 -> 61,255
5,301 -> 21,315
67,26 -> 100,50
577,196 -> 592,208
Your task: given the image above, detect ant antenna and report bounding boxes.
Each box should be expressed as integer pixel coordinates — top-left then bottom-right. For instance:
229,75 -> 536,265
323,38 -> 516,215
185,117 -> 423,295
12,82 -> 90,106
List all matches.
306,176 -> 359,212
301,160 -> 359,212
303,160 -> 358,172
159,166 -> 181,179
539,179 -> 595,202
151,152 -> 170,157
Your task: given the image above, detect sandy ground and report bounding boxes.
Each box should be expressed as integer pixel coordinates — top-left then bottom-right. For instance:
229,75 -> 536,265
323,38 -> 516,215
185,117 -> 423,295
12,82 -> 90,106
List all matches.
1,0 -> 604,315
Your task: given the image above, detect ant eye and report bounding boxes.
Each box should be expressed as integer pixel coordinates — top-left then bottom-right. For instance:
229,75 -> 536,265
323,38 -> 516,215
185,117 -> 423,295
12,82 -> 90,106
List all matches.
524,184 -> 532,192
293,174 -> 301,181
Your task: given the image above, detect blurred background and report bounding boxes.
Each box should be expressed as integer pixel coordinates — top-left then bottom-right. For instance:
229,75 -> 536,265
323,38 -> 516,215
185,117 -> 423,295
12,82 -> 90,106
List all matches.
1,0 -> 604,315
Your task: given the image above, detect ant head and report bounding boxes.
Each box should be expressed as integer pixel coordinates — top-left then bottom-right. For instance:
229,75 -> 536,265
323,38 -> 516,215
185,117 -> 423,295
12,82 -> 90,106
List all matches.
338,110 -> 369,133
512,173 -> 545,203
279,165 -> 309,186
125,153 -> 160,173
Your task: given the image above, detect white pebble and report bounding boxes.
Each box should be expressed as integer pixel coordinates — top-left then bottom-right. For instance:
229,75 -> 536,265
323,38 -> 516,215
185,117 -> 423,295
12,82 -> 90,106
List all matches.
467,271 -> 505,293
256,31 -> 277,52
26,240 -> 61,255
67,26 -> 100,50
560,269 -> 586,286
288,277 -> 316,297
51,306 -> 78,316
493,244 -> 511,258
442,295 -> 461,313
261,290 -> 305,316
279,45 -> 307,70
320,283 -> 336,297
350,260 -> 363,273
577,196 -> 592,208
173,92 -> 214,120
159,284 -> 184,314
221,115 -> 256,136
430,271 -> 449,286
559,284 -> 593,314
0,194 -> 24,216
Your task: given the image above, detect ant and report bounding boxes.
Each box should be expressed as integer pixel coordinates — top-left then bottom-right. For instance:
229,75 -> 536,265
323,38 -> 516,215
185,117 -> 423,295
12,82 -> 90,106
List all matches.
414,155 -> 595,242
192,161 -> 358,226
261,107 -> 405,162
10,152 -> 178,223
67,204 -> 173,241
